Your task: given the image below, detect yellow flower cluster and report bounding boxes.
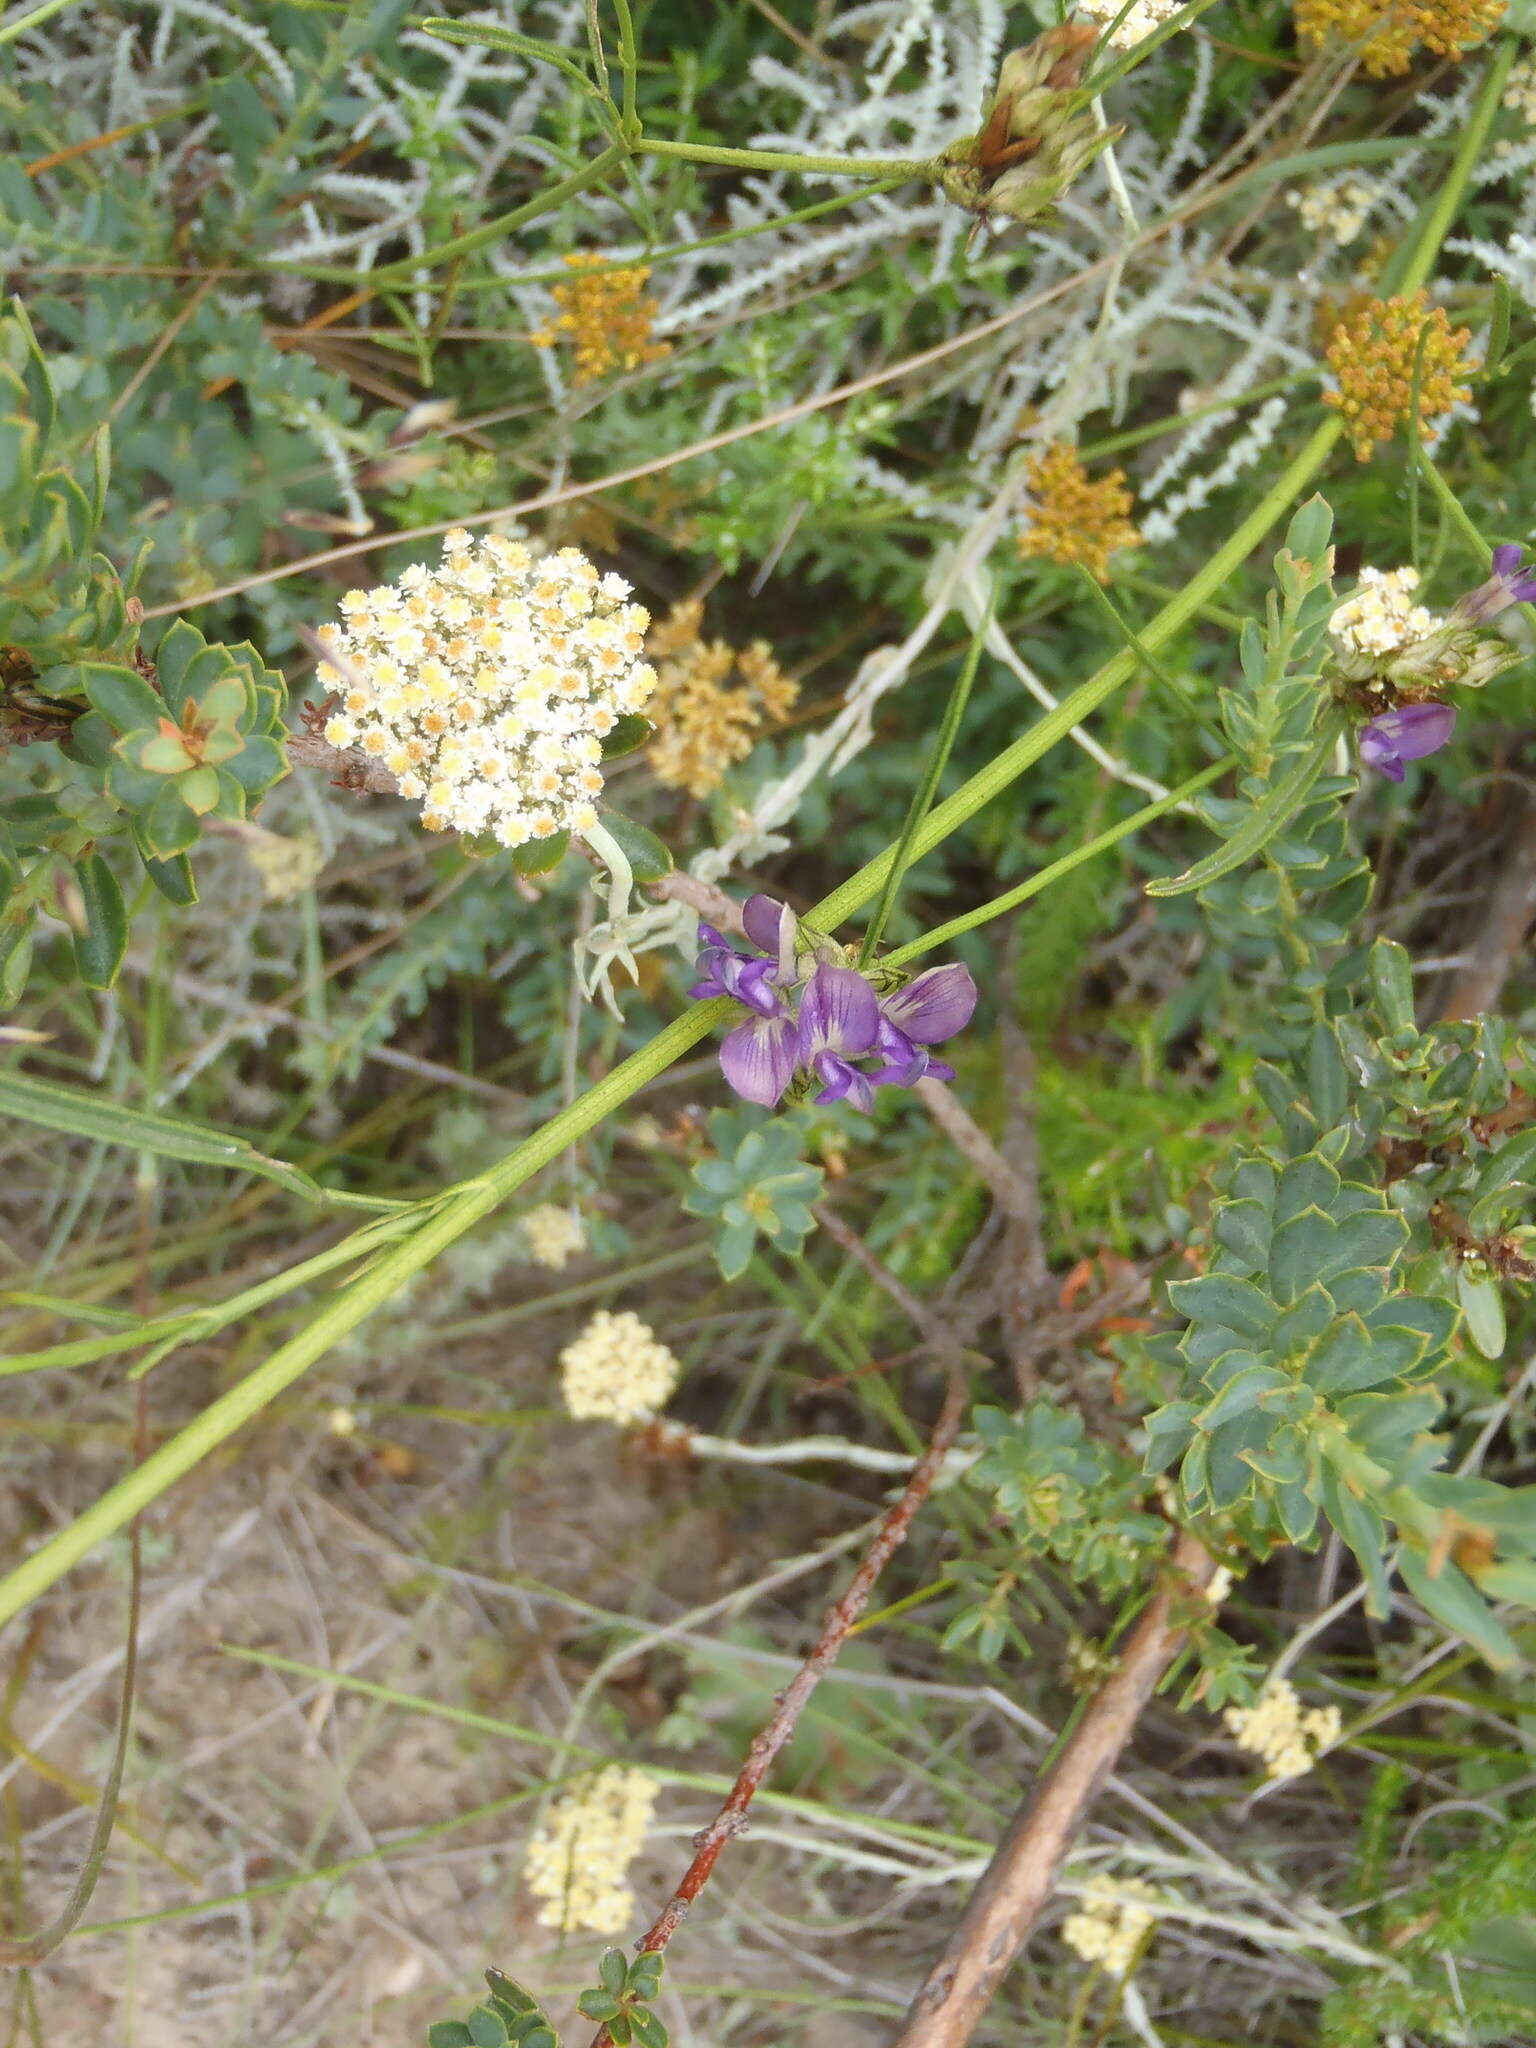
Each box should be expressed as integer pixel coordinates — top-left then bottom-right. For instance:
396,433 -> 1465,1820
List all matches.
521,1203 -> 587,1271
1295,0 -> 1503,76
1017,442 -> 1141,584
524,1767 -> 659,1934
1324,290 -> 1475,461
644,599 -> 799,797
1061,1876 -> 1158,1977
241,826 -> 326,902
559,1309 -> 681,1424
317,532 -> 655,849
1224,1680 -> 1342,1780
1074,0 -> 1183,46
1330,565 -> 1442,658
534,254 -> 672,384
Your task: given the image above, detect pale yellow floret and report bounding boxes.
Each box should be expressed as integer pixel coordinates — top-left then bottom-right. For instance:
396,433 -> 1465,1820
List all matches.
1224,1679 -> 1341,1780
1061,1876 -> 1158,1977
521,1203 -> 587,1271
1330,566 -> 1442,658
523,1768 -> 658,1934
558,1309 -> 680,1424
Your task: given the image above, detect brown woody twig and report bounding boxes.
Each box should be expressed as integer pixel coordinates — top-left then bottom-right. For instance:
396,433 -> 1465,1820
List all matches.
889,1528 -> 1214,2048
585,1369 -> 969,2048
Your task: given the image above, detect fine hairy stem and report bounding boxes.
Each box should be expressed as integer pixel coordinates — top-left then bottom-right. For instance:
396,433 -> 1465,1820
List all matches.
585,1371 -> 970,2048
889,1531 -> 1215,2048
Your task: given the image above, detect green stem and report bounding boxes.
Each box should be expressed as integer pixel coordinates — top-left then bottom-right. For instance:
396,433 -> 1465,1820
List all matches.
858,600 -> 991,968
1419,453 -> 1495,569
880,758 -> 1232,970
345,144 -> 628,287
1382,37 -> 1515,300
0,0 -> 84,45
633,136 -> 930,180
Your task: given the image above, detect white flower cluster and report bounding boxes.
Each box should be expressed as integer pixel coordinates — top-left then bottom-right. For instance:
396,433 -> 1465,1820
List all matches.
559,1309 -> 681,1424
521,1203 -> 587,1271
524,1767 -> 659,1933
1288,177 -> 1377,247
241,826 -> 326,902
317,532 -> 656,848
1075,0 -> 1182,48
1224,1679 -> 1342,1780
1061,1876 -> 1158,1976
1504,53 -> 1536,125
1329,566 -> 1442,659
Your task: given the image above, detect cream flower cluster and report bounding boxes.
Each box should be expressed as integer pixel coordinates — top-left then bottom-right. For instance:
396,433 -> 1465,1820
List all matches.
1061,1876 -> 1158,1976
559,1309 -> 681,1424
1503,53 -> 1536,124
521,1203 -> 587,1271
1224,1679 -> 1342,1780
1076,0 -> 1181,47
316,532 -> 656,849
524,1767 -> 659,1933
1288,177 -> 1377,247
1329,566 -> 1442,659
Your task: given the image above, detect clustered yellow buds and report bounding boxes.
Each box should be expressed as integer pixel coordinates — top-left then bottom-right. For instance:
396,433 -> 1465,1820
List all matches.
644,599 -> 799,797
521,1203 -> 587,1271
316,532 -> 655,850
559,1309 -> 681,1424
1323,290 -> 1475,462
534,254 -> 672,384
1224,1679 -> 1341,1780
1294,0 -> 1504,75
1017,441 -> 1141,584
1060,1875 -> 1158,1976
524,1768 -> 659,1933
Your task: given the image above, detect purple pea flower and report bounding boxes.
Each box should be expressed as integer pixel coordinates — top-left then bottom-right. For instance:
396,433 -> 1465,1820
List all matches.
719,1004 -> 800,1106
1358,701 -> 1457,782
1455,544 -> 1536,625
689,925 -> 781,1016
872,965 -> 979,1088
798,963 -> 882,1111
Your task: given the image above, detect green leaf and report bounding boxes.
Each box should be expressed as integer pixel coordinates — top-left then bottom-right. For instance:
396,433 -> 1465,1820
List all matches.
139,781 -> 200,860
1142,1400 -> 1197,1473
1468,1129 -> 1536,1236
1370,937 -> 1416,1036
0,1067 -> 333,1201
1268,1210 -> 1337,1305
1145,730 -> 1338,898
1282,493 -> 1334,568
178,764 -> 221,815
578,1992 -> 622,2023
1196,1363 -> 1290,1432
1168,1272 -> 1275,1340
1397,1549 -> 1518,1667
631,2009 -> 668,2048
485,1972 -> 543,2019
1212,1198 -> 1271,1272
65,661 -> 163,733
427,2025 -> 477,2048
133,728 -> 196,775
600,714 -> 653,760
599,1950 -> 629,1997
1457,1267 -> 1506,1360
513,829 -> 570,877
597,806 -> 673,881
136,841 -> 198,907
71,853 -> 127,989
467,2006 -> 511,2048
627,1954 -> 664,2000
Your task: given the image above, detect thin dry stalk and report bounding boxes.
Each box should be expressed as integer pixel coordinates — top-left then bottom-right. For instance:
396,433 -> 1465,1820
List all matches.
890,1528 -> 1214,2048
585,1370 -> 969,2048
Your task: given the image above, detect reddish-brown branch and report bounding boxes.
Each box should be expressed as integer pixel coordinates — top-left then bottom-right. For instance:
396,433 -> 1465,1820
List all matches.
889,1528 -> 1214,2048
586,1371 -> 969,2048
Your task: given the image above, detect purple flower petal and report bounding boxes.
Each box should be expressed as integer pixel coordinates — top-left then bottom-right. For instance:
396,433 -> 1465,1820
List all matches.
813,1053 -> 875,1113
1457,546 -> 1536,621
1492,544 -> 1525,578
742,893 -> 792,955
719,1013 -> 799,1106
879,964 -> 978,1047
1358,702 -> 1457,781
798,963 -> 880,1060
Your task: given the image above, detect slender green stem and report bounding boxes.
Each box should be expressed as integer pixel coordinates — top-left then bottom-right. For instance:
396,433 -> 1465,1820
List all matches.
858,602 -> 991,968
338,145 -> 628,287
633,136 -> 930,180
612,0 -> 639,138
880,758 -> 1232,970
1081,373 -> 1318,462
1383,38 -> 1515,300
0,0 -> 84,45
1419,454 -> 1495,570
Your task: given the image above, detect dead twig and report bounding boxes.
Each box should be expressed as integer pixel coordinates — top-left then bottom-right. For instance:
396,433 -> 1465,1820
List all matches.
585,1370 -> 970,2048
889,1528 -> 1214,2048
915,1077 -> 1038,1232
